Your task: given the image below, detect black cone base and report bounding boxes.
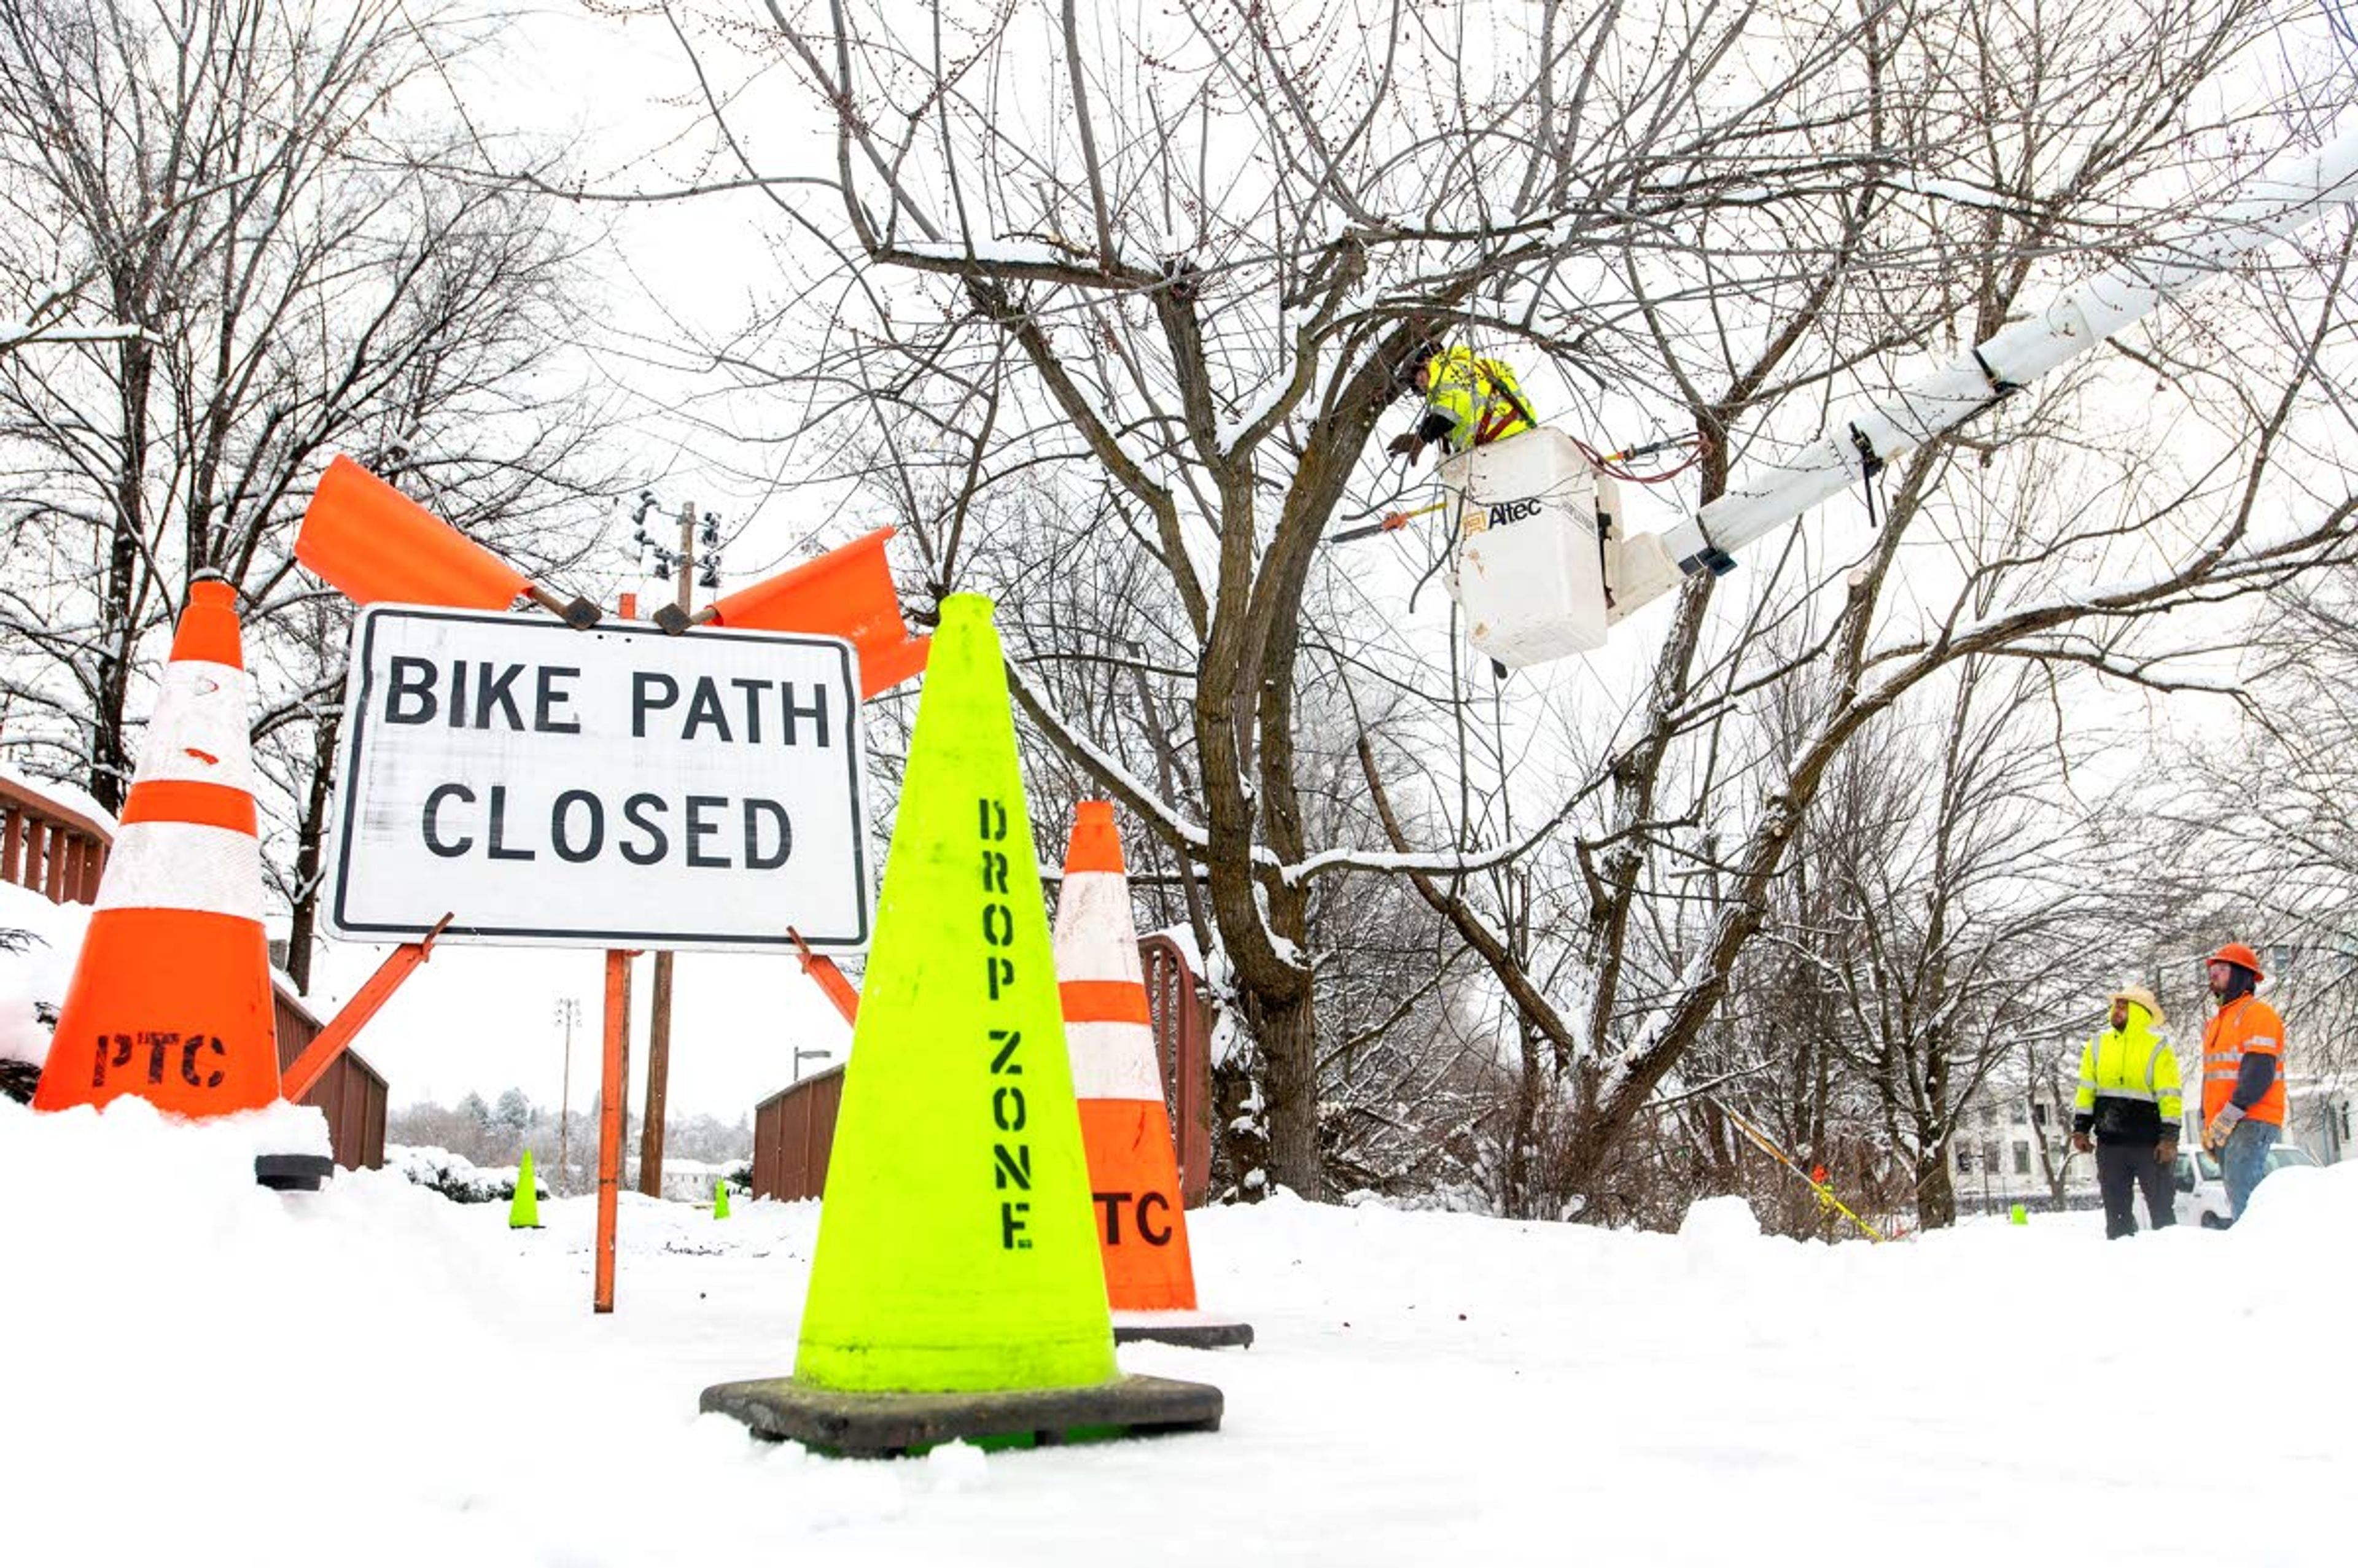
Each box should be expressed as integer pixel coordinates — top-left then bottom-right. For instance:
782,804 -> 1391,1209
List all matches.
1112,1314 -> 1256,1350
699,1372 -> 1222,1457
255,1153 -> 335,1191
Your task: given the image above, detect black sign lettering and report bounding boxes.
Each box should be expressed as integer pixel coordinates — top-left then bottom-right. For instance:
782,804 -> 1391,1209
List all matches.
473,663 -> 526,730
981,901 -> 1014,948
486,785 -> 535,861
685,795 -> 729,867
682,677 -> 732,742
534,666 -> 581,734
422,783 -> 475,858
1000,1201 -> 1032,1249
631,672 -> 679,738
619,793 -> 669,865
989,1030 -> 1022,1074
550,790 -> 605,863
779,682 -> 828,748
730,677 -> 769,743
386,657 -> 438,724
994,1144 -> 1032,1191
992,1084 -> 1027,1133
744,799 -> 791,869
986,956 -> 1013,1000
981,849 -> 1009,895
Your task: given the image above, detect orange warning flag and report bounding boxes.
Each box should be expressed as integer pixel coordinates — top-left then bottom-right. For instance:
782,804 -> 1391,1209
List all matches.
1053,801 -> 1199,1312
296,455 -> 531,611
706,527 -> 929,697
35,577 -> 281,1116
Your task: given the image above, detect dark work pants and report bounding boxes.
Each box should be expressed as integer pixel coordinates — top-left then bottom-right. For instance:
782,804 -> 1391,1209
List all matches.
2096,1141 -> 2174,1239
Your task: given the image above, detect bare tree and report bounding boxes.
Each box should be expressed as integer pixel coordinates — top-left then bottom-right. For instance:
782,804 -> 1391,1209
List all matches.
0,0 -> 615,814
0,0 -> 621,987
605,0 -> 2358,1213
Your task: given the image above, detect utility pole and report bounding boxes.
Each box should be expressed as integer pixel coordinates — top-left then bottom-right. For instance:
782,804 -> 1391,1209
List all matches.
554,996 -> 580,1195
639,502 -> 696,1198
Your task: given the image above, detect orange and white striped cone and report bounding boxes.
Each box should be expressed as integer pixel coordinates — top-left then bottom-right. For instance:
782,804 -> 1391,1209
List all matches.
34,578 -> 320,1182
1053,801 -> 1253,1349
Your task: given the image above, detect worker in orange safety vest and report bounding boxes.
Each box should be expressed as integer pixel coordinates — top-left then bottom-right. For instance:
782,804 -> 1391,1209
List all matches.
2198,941 -> 2288,1226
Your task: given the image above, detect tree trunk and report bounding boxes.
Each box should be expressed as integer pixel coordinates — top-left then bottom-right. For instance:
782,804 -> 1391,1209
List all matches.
282,710 -> 341,995
91,330 -> 153,814
1916,1150 -> 1958,1230
1252,985 -> 1323,1200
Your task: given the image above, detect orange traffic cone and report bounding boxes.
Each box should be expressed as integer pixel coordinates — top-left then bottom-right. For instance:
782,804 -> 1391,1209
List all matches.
36,577 -> 283,1122
705,527 -> 930,697
1054,801 -> 1252,1349
297,456 -> 599,627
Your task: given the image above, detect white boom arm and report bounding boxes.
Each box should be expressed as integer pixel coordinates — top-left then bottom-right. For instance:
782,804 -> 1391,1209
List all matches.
1610,125 -> 2358,610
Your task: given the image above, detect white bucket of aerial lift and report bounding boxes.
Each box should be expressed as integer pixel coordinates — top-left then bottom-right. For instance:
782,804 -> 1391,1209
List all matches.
1439,427 -> 1624,668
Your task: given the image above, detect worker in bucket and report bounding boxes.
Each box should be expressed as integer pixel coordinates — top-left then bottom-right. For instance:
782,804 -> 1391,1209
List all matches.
2069,984 -> 2182,1239
1385,344 -> 1535,467
2199,941 -> 2288,1225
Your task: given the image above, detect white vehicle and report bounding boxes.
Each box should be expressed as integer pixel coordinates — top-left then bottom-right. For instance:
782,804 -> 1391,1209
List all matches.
2171,1142 -> 2317,1228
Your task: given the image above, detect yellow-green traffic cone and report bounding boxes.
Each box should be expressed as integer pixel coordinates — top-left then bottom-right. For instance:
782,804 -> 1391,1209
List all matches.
509,1148 -> 544,1230
699,595 -> 1220,1454
714,1181 -> 731,1220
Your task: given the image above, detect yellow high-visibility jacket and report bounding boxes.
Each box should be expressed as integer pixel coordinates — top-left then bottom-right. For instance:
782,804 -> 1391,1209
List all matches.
1414,347 -> 1535,454
2071,1003 -> 2183,1144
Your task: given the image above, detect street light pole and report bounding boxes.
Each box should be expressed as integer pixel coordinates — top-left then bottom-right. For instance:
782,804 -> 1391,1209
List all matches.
554,996 -> 580,1195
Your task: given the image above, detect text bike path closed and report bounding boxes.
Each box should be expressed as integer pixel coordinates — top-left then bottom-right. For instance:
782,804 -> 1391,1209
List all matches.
325,607 -> 870,950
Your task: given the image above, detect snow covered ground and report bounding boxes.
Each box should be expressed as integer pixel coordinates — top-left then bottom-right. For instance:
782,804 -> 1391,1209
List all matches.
4,1098 -> 2353,1567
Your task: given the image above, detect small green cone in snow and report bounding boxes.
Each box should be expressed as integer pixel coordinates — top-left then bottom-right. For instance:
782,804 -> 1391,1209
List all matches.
714,1181 -> 731,1220
2009,1203 -> 2028,1227
509,1149 -> 544,1230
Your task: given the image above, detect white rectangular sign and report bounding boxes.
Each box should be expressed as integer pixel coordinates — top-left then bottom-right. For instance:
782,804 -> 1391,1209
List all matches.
325,606 -> 870,951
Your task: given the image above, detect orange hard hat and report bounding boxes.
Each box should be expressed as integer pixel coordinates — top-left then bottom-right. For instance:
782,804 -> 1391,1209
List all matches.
2206,941 -> 2265,979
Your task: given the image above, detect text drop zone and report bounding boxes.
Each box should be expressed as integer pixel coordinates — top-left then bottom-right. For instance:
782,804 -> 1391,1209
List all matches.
384,656 -> 833,871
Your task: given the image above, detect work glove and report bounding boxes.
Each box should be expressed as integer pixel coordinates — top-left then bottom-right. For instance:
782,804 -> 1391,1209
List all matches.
2071,1131 -> 2092,1155
2155,1138 -> 2177,1166
2207,1104 -> 2244,1152
1385,431 -> 1427,464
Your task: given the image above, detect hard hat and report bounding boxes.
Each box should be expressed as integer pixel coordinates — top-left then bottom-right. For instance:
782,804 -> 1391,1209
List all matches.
2206,941 -> 2265,980
2106,984 -> 2165,1028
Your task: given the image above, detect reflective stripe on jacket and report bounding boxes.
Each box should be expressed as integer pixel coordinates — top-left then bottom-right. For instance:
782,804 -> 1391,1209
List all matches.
1417,347 -> 1534,453
2201,994 -> 2287,1127
2072,1003 -> 2182,1141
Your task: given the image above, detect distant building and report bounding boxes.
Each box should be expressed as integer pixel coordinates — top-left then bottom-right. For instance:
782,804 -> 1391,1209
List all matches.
1948,1076 -> 2094,1213
655,1157 -> 737,1205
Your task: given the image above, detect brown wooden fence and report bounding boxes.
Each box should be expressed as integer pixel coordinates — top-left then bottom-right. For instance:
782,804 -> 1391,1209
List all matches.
2,769 -> 385,1169
748,937 -> 1213,1204
0,774 -> 109,904
750,1065 -> 843,1203
274,986 -> 387,1172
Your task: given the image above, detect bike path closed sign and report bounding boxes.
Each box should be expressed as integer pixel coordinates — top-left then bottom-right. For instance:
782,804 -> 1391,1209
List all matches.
325,606 -> 871,951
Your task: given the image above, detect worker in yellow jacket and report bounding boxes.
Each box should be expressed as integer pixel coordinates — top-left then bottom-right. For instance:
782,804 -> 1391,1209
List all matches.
2070,984 -> 2182,1239
1386,345 -> 1535,466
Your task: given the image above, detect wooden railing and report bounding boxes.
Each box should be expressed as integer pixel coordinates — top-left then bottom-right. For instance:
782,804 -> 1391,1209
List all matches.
0,774 -> 111,904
